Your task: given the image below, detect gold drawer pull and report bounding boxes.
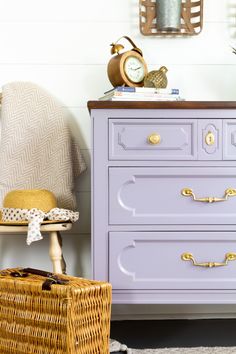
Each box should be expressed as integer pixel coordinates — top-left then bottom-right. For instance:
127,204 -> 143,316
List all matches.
181,188 -> 236,203
205,131 -> 215,146
148,133 -> 161,145
181,252 -> 236,268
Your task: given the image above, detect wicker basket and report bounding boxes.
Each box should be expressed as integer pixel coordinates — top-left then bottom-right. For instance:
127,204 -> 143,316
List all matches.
0,268 -> 112,354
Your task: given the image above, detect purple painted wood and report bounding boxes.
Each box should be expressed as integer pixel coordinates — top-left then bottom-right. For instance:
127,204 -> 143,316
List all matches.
111,291 -> 236,304
109,119 -> 197,160
223,120 -> 236,160
109,167 -> 236,225
109,232 -> 236,290
198,119 -> 222,160
91,110 -> 110,281
89,103 -> 236,304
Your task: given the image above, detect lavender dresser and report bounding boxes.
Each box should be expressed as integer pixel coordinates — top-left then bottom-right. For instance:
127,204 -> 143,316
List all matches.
88,101 -> 236,304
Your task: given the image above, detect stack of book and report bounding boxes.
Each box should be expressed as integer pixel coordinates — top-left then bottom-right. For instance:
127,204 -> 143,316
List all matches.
99,86 -> 184,101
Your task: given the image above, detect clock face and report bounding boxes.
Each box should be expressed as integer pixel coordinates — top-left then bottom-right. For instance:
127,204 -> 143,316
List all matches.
124,56 -> 145,83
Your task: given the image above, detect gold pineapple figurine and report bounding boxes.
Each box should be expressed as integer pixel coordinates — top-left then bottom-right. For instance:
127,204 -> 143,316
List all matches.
144,66 -> 168,88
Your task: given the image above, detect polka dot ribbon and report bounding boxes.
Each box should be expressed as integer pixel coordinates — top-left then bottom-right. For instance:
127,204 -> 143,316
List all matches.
1,207 -> 79,245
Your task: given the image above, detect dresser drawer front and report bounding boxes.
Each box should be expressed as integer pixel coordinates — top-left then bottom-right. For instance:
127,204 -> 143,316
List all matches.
223,120 -> 236,160
109,119 -> 197,160
198,120 -> 222,160
109,167 -> 236,225
109,232 -> 236,290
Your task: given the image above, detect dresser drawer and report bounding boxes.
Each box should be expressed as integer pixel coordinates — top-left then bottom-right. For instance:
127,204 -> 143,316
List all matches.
109,119 -> 197,160
223,120 -> 236,160
198,119 -> 222,160
109,167 -> 236,225
109,232 -> 236,290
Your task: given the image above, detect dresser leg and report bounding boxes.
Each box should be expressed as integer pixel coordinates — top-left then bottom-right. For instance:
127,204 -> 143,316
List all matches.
49,231 -> 65,274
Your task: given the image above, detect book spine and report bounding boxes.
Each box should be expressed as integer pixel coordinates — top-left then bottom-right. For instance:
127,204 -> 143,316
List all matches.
115,86 -> 136,92
103,86 -> 135,94
113,92 -> 180,98
135,88 -> 179,94
114,86 -> 179,94
111,97 -> 184,101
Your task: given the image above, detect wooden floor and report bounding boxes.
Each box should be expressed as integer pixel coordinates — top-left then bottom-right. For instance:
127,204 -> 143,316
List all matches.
110,319 -> 236,349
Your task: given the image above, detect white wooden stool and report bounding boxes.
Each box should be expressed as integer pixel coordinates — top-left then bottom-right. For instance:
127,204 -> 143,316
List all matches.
0,222 -> 72,274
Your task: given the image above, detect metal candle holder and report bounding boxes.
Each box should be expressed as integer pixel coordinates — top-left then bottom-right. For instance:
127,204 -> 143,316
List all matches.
156,0 -> 182,32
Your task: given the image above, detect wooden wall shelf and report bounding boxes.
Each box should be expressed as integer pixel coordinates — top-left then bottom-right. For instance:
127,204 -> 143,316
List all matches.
140,0 -> 203,36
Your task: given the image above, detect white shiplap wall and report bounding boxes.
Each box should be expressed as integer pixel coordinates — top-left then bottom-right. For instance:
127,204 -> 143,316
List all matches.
1,0 -> 236,319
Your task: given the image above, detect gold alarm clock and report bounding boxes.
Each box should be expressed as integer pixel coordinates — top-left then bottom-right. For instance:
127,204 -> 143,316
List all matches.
107,36 -> 148,87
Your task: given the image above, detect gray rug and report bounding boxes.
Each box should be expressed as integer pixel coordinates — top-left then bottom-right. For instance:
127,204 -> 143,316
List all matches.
110,340 -> 236,353
131,348 -> 236,353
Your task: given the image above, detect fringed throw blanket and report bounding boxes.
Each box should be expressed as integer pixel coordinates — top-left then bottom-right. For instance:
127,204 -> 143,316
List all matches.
0,82 -> 86,209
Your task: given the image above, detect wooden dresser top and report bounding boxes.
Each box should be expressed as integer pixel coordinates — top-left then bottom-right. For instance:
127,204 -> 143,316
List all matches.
87,101 -> 236,111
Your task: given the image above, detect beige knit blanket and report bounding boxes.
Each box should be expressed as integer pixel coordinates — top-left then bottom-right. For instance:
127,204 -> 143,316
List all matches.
0,82 -> 86,209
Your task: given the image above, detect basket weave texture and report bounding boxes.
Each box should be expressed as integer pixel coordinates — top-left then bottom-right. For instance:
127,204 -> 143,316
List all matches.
0,268 -> 112,354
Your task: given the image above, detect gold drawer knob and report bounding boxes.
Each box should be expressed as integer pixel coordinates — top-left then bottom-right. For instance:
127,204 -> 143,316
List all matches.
205,131 -> 215,146
181,252 -> 236,268
148,133 -> 161,145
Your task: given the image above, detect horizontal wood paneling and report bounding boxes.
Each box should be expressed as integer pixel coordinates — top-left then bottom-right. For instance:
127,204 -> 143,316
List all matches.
62,107 -> 91,149
0,0 -> 231,23
75,149 -> 91,192
0,0 -> 137,22
204,0 -> 232,22
74,191 -> 91,234
61,233 -> 91,278
0,22 -> 234,65
1,64 -> 236,107
0,233 -> 91,277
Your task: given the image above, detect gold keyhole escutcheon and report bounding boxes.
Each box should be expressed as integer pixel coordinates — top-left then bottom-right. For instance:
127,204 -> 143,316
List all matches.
205,131 -> 215,146
148,133 -> 161,145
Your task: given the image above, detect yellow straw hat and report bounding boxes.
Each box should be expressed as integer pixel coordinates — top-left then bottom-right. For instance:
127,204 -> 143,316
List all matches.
0,189 -> 62,225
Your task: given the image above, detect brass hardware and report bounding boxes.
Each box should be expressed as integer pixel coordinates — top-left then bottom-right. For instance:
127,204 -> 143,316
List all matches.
205,131 -> 215,146
144,66 -> 168,89
148,133 -> 161,145
181,188 -> 236,203
110,36 -> 143,56
181,252 -> 236,268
